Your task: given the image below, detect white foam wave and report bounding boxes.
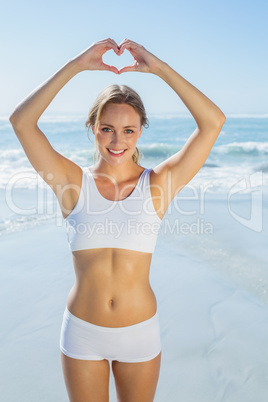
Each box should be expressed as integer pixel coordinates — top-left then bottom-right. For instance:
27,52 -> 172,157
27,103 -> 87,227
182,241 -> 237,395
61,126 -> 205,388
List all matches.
0,213 -> 61,236
0,148 -> 26,158
215,141 -> 268,155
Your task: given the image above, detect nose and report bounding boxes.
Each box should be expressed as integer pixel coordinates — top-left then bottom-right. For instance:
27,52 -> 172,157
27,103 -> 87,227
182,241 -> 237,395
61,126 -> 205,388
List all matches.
110,131 -> 122,146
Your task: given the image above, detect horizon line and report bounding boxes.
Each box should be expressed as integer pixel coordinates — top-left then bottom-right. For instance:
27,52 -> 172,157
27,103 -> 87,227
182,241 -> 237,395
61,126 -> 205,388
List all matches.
1,113 -> 268,122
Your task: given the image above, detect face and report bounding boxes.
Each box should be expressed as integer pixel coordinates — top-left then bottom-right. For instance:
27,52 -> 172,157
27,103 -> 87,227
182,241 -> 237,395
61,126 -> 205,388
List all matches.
93,103 -> 142,166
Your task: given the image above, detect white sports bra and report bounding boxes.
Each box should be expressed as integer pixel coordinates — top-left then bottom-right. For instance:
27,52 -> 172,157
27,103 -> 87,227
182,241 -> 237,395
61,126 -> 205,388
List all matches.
64,166 -> 162,253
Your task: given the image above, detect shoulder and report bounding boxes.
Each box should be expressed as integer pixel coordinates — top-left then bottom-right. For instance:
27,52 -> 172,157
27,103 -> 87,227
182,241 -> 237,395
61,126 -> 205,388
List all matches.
149,164 -> 168,187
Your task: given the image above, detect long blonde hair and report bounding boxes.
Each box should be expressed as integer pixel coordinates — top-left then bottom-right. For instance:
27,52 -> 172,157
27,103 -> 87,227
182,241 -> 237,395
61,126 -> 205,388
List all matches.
86,85 -> 149,164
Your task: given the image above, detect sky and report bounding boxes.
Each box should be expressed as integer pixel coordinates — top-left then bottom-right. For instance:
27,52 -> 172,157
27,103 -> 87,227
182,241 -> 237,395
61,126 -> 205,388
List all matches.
1,0 -> 267,116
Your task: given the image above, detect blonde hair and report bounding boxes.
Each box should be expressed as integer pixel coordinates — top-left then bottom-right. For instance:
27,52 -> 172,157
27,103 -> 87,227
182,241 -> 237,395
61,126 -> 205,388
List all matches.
85,85 -> 149,164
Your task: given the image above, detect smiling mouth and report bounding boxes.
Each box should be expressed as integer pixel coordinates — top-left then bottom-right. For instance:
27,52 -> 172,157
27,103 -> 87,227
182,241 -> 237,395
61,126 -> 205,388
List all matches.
107,148 -> 127,156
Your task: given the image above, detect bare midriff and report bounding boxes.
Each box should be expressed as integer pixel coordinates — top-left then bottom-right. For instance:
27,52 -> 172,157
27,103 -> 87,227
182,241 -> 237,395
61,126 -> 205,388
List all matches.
66,247 -> 157,328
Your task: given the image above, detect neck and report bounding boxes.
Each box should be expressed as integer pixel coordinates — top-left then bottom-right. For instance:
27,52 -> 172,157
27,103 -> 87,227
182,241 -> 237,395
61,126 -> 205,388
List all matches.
93,158 -> 141,182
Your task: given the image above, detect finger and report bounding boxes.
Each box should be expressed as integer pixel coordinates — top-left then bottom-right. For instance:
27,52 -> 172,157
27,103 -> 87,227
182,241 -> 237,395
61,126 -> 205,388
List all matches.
99,38 -> 120,54
118,40 -> 127,55
101,63 -> 119,74
118,38 -> 129,47
99,37 -> 118,46
119,43 -> 143,58
106,38 -> 120,54
119,38 -> 141,49
118,38 -> 134,55
117,46 -> 124,56
118,43 -> 134,56
119,38 -> 140,47
118,62 -> 138,74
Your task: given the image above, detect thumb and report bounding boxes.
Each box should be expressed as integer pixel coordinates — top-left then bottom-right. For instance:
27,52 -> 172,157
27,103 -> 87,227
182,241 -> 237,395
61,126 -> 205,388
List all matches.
118,62 -> 138,74
101,63 -> 119,74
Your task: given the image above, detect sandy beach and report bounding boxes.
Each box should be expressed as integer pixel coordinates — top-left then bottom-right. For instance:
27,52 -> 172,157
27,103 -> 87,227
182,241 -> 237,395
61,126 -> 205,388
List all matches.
1,195 -> 268,401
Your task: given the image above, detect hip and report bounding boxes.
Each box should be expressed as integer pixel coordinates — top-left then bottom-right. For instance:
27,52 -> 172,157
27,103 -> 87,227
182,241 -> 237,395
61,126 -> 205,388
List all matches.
60,306 -> 161,362
66,282 -> 158,327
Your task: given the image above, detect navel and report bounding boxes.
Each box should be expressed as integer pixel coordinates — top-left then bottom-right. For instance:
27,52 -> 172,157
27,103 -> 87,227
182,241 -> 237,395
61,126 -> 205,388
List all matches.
108,299 -> 115,308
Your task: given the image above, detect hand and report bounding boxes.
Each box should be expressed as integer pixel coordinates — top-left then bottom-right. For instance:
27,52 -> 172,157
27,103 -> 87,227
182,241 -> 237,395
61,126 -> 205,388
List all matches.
117,39 -> 162,74
73,38 -> 120,74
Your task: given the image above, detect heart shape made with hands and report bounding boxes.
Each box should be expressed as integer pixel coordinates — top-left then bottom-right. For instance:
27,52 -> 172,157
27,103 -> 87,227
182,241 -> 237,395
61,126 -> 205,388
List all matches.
102,48 -> 134,71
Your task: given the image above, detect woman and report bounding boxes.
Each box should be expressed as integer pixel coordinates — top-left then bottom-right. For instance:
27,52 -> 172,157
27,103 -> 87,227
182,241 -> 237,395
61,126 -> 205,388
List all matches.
10,38 -> 226,402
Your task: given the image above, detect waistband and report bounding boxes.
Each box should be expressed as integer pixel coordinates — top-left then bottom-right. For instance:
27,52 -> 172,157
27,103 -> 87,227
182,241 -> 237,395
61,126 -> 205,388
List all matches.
63,307 -> 159,333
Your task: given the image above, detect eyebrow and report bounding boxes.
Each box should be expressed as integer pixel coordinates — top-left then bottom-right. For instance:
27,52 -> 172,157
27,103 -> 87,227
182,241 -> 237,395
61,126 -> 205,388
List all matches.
100,123 -> 137,128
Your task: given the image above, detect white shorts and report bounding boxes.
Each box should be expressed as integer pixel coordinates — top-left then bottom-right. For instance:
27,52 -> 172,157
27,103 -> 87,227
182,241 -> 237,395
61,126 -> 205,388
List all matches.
60,307 -> 161,363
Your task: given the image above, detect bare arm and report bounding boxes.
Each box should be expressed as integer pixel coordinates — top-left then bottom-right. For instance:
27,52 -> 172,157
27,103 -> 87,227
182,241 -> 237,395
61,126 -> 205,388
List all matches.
9,39 -> 120,193
9,60 -> 82,194
153,62 -> 226,195
118,39 -> 226,215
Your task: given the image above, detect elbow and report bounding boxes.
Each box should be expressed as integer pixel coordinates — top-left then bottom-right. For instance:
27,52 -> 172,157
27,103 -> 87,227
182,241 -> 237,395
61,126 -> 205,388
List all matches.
210,111 -> 226,131
9,111 -> 15,125
218,111 -> 226,127
199,112 -> 226,133
215,106 -> 226,127
9,110 -> 29,132
9,110 -> 20,129
9,106 -> 38,131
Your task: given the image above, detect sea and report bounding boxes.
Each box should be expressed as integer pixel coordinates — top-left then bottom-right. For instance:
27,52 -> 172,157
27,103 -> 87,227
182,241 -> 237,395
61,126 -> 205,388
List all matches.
1,114 -> 268,300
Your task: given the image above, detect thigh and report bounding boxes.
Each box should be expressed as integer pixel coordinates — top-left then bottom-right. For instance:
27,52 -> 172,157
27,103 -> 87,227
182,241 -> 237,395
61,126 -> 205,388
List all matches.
61,353 -> 110,402
112,352 -> 161,402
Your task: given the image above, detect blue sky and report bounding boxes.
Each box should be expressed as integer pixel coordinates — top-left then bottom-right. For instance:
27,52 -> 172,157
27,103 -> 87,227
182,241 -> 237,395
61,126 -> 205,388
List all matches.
1,0 -> 267,116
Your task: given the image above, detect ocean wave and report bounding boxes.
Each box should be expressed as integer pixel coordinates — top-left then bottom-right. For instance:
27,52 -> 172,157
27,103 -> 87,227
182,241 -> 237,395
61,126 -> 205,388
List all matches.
0,148 -> 26,159
252,162 -> 268,173
1,168 -> 267,238
1,141 -> 268,172
140,143 -> 180,158
140,141 -> 268,159
0,212 -> 61,237
203,163 -> 219,168
0,122 -> 12,132
214,141 -> 268,156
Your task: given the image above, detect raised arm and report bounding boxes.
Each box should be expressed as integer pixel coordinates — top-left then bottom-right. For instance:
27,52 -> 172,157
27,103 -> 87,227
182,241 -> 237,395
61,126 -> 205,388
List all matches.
9,39 -> 119,190
118,39 -> 226,217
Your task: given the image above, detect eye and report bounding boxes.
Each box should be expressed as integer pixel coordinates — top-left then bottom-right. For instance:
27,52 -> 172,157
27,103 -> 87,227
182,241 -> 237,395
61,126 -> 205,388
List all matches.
102,127 -> 112,132
125,129 -> 134,134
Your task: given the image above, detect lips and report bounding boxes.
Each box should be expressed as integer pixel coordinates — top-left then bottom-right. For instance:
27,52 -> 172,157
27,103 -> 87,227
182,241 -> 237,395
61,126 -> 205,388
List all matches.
107,148 -> 127,156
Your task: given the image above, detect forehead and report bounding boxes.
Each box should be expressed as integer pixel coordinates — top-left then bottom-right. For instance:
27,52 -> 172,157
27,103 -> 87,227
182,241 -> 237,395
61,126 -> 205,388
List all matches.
100,103 -> 141,124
